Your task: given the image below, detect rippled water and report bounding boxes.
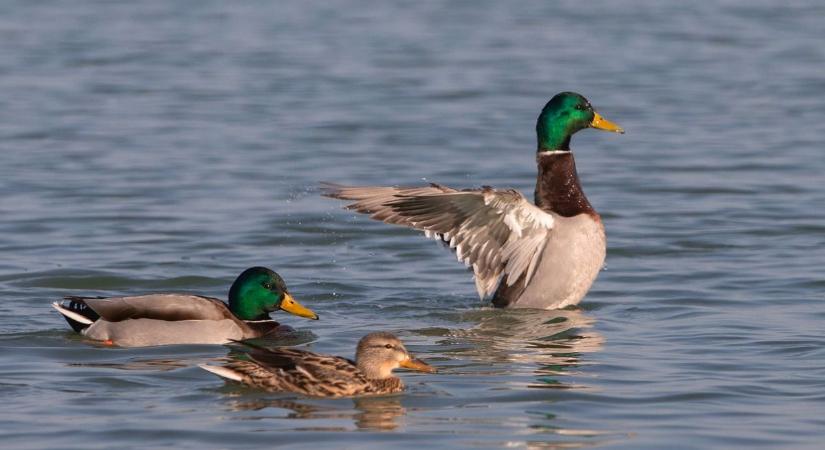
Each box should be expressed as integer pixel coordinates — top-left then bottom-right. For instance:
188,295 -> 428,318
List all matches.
1,1 -> 824,448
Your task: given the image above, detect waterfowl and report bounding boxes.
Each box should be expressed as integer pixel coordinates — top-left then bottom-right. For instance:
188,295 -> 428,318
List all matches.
323,92 -> 623,309
52,267 -> 319,347
200,332 -> 435,397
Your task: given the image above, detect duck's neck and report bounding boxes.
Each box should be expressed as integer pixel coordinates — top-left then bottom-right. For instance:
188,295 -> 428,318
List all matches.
357,360 -> 394,380
228,297 -> 271,321
534,151 -> 596,217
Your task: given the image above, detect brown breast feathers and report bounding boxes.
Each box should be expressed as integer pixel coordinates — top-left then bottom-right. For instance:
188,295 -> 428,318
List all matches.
534,152 -> 597,218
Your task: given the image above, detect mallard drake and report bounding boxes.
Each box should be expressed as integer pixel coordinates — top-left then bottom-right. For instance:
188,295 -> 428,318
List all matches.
200,332 -> 435,397
323,92 -> 623,309
51,267 -> 319,347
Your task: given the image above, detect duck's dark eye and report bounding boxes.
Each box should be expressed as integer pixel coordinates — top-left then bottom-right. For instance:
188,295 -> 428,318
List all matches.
575,104 -> 584,110
263,283 -> 272,289
385,344 -> 394,349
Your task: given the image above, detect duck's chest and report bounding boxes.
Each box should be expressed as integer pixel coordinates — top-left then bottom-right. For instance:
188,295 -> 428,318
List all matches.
514,214 -> 606,309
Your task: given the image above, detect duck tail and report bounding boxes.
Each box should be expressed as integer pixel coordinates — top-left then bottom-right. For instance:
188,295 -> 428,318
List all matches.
199,364 -> 244,382
52,297 -> 100,332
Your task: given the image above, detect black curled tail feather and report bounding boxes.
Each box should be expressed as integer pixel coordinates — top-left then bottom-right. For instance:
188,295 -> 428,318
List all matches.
58,297 -> 101,332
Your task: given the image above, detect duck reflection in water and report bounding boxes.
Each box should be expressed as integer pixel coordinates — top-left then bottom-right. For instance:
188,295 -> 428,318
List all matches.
353,395 -> 406,430
219,395 -> 406,431
429,307 -> 603,389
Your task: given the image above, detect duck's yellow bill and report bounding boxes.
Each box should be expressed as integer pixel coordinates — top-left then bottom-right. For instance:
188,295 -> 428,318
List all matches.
400,357 -> 436,373
279,293 -> 319,320
590,112 -> 624,134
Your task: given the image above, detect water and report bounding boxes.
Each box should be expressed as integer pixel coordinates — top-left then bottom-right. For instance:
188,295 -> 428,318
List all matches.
1,1 -> 824,448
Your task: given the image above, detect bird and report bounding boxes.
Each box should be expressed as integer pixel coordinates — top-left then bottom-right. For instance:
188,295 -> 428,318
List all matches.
322,92 -> 623,309
200,331 -> 436,398
51,266 -> 319,347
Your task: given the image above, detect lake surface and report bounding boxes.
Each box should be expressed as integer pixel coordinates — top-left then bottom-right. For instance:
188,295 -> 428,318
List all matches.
1,1 -> 824,448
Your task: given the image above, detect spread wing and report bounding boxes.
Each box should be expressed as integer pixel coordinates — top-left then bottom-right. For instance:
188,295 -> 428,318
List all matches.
322,183 -> 556,299
66,294 -> 235,322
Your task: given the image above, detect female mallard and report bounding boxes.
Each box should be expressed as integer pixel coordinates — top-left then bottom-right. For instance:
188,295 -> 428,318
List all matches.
200,332 -> 435,397
51,266 -> 319,347
323,92 -> 623,309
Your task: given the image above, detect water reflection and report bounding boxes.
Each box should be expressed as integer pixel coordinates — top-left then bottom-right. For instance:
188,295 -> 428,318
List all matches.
225,397 -> 325,418
68,358 -> 190,371
222,394 -> 406,431
431,307 -> 603,388
438,308 -> 602,359
413,307 -> 614,446
353,395 -> 405,431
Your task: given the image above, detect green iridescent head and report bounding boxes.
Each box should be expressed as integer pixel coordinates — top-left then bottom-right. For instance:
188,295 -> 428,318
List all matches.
536,92 -> 624,151
227,267 -> 319,321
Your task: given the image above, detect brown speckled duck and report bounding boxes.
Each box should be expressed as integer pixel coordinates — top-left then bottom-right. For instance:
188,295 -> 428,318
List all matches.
200,332 -> 435,397
323,92 -> 623,309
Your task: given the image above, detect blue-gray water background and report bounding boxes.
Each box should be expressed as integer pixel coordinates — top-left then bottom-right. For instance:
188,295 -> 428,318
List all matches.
1,1 -> 824,448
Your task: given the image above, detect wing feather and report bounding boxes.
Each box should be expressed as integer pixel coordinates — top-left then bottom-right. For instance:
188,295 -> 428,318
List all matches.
323,183 -> 556,299
73,294 -> 234,322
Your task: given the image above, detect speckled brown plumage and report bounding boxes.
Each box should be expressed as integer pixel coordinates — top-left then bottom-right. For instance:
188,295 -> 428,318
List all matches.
201,332 -> 434,398
222,353 -> 405,397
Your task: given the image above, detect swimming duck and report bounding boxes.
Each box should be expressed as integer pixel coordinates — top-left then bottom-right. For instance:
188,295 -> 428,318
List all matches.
51,266 -> 319,347
323,92 -> 623,309
200,332 -> 435,397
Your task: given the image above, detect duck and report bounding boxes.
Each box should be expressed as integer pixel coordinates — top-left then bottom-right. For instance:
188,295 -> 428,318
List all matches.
200,331 -> 436,397
323,92 -> 623,309
51,266 -> 319,347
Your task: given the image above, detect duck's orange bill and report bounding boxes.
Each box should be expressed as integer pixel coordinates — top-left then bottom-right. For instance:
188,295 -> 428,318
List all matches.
590,112 -> 624,134
279,293 -> 319,320
400,357 -> 437,373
